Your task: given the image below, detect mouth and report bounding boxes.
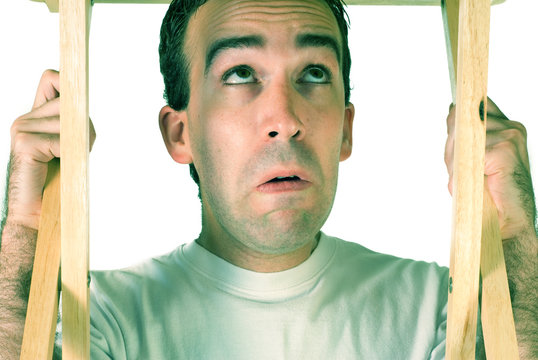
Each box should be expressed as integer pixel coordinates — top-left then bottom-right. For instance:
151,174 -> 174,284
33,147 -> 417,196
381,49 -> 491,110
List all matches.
257,174 -> 311,193
267,175 -> 302,183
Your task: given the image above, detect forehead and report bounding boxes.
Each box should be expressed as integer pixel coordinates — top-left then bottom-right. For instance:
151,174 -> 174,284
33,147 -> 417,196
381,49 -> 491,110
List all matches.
185,0 -> 341,59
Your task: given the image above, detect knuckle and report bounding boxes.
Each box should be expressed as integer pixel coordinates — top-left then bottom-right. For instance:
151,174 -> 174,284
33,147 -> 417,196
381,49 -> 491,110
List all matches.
42,69 -> 58,81
10,118 -> 27,138
11,132 -> 31,152
514,122 -> 527,138
504,128 -> 520,138
10,120 -> 20,138
504,127 -> 526,143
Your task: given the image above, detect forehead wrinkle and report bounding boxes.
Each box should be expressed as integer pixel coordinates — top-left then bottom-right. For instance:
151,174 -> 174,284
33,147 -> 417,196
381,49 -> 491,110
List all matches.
187,0 -> 342,81
203,0 -> 339,33
219,4 -> 335,23
208,0 -> 333,16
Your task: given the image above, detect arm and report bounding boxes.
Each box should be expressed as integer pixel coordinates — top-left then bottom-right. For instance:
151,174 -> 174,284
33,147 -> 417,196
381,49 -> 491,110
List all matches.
0,195 -> 38,357
445,99 -> 538,359
0,70 -> 96,358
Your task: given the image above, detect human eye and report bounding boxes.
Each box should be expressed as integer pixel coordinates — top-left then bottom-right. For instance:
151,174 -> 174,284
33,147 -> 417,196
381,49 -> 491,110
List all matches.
298,65 -> 332,84
222,65 -> 258,85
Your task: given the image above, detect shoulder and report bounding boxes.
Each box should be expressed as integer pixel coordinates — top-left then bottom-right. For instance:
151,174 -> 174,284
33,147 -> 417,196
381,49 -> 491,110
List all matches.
322,235 -> 449,356
90,245 -> 186,302
326,234 -> 449,295
88,245 -> 193,357
331,234 -> 447,272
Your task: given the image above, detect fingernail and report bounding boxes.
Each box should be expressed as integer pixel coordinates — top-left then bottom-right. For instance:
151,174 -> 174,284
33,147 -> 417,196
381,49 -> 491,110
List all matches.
479,100 -> 485,121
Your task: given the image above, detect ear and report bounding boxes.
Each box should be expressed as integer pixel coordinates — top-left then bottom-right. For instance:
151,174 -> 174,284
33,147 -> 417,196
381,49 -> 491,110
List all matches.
159,105 -> 193,164
339,102 -> 354,161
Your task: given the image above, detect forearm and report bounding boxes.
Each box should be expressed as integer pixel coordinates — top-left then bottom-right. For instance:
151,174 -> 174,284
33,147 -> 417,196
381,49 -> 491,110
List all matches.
504,229 -> 538,359
0,220 -> 37,358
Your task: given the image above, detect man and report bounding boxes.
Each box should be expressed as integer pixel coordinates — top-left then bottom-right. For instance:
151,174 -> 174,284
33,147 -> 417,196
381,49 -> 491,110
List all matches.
1,0 -> 536,358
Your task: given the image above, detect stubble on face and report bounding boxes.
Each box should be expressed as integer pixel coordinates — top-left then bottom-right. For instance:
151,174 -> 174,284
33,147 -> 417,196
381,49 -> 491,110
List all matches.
201,136 -> 338,256
182,0 -> 350,268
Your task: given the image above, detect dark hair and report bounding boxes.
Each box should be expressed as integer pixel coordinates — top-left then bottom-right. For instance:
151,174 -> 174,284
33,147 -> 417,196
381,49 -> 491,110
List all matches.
159,0 -> 351,188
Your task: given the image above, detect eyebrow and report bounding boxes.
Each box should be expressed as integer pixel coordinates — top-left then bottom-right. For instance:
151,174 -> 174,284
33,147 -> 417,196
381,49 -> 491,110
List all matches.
295,33 -> 341,65
205,35 -> 265,74
204,33 -> 342,75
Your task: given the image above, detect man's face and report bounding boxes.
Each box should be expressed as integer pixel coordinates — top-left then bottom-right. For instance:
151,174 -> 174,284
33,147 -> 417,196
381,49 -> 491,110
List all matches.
178,0 -> 353,255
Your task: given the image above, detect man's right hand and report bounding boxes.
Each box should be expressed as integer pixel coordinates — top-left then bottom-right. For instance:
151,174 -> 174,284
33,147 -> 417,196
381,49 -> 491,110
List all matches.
0,69 -> 97,359
7,69 -> 96,230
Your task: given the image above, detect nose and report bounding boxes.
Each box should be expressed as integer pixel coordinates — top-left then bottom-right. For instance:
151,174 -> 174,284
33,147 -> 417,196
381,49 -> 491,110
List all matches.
260,79 -> 305,141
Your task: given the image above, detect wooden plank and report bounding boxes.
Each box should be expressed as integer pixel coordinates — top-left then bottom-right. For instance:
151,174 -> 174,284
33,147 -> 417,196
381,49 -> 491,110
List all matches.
441,0 -> 459,102
443,1 -> 519,358
481,185 -> 519,359
59,0 -> 92,359
445,0 -> 490,358
20,160 -> 61,360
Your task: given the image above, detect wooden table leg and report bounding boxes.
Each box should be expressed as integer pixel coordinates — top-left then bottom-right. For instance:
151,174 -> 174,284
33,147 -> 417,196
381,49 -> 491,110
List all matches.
481,183 -> 519,359
442,0 -> 519,358
444,0 -> 489,357
20,160 -> 61,360
59,0 -> 92,358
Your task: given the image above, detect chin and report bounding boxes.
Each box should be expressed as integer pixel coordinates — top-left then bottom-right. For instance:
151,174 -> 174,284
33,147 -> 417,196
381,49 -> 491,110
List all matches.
240,209 -> 325,255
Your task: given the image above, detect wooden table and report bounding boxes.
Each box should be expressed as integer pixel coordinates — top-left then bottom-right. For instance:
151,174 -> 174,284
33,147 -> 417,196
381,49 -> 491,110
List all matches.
20,0 -> 518,359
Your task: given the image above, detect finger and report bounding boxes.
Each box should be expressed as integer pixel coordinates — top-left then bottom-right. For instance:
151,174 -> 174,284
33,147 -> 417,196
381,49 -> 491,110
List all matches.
446,100 -> 510,133
11,132 -> 60,163
14,111 -> 96,152
484,144 -> 522,183
444,135 -> 454,172
486,97 -> 508,119
11,116 -> 60,139
12,118 -> 96,156
89,118 -> 97,151
446,103 -> 455,134
32,69 -> 60,110
444,126 -> 455,196
19,97 -> 60,121
486,115 -> 527,136
486,129 -> 530,172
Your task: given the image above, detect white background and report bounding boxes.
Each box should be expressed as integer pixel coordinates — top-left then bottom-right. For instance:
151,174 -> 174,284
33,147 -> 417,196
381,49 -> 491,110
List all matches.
0,1 -> 536,270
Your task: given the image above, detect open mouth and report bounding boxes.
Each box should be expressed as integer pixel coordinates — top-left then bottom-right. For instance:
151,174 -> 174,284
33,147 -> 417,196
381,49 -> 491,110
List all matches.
266,175 -> 302,183
258,175 -> 310,193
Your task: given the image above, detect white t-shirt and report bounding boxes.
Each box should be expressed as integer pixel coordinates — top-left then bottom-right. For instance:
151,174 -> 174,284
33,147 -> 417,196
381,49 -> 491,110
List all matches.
89,233 -> 448,359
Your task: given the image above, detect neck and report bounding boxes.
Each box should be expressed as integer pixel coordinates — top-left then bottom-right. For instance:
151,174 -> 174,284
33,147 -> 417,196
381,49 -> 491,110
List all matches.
196,229 -> 320,273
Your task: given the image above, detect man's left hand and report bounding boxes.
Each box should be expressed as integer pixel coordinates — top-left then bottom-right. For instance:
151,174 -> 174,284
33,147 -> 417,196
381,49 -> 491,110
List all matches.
444,98 -> 536,240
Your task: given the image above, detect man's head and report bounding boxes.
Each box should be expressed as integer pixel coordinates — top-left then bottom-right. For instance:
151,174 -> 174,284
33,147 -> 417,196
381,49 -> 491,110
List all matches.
159,0 -> 351,187
158,0 -> 354,264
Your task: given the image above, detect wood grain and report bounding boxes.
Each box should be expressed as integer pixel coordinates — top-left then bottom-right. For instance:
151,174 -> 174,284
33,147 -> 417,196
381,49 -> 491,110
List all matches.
59,0 -> 92,358
445,0 -> 490,358
481,185 -> 519,359
443,0 -> 519,358
20,159 -> 61,360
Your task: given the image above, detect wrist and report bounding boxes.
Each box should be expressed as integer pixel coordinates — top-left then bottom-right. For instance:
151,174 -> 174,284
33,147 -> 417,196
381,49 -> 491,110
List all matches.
5,210 -> 41,231
5,216 -> 40,232
0,221 -> 37,275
